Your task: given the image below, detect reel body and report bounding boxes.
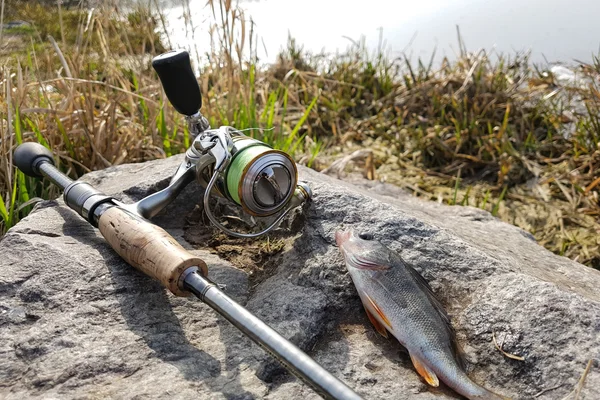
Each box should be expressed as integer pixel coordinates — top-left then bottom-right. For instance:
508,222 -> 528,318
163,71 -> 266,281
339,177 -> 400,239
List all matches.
187,126 -> 310,238
127,50 -> 311,238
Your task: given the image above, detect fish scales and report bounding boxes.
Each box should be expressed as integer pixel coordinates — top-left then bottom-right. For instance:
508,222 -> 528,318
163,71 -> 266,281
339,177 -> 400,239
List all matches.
336,229 -> 508,400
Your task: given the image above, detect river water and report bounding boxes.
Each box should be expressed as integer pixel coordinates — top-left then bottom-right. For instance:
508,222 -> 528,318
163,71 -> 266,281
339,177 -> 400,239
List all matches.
162,0 -> 600,65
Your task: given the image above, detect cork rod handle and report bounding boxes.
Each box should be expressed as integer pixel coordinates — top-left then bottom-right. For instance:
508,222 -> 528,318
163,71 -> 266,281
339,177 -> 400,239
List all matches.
98,206 -> 208,296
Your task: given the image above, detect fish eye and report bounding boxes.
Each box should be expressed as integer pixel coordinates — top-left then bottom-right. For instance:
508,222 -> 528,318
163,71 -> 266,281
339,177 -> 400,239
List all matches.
358,232 -> 374,240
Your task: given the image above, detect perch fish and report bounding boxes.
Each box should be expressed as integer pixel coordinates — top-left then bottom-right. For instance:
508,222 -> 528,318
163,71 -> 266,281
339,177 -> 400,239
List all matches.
335,229 -> 506,400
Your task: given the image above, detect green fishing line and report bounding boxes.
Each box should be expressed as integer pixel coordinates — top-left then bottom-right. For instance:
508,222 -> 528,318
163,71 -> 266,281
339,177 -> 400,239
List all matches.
226,144 -> 271,205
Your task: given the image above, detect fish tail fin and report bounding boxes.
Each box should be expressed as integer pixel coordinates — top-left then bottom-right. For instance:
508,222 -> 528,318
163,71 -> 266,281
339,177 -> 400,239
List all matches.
409,353 -> 439,387
431,354 -> 509,400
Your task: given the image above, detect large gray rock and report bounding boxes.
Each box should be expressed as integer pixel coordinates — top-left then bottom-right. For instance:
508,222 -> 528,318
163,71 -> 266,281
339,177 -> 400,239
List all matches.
1,154 -> 599,399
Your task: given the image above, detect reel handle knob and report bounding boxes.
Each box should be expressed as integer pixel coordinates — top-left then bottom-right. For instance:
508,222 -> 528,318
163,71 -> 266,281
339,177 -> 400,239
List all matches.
13,142 -> 55,178
152,50 -> 202,116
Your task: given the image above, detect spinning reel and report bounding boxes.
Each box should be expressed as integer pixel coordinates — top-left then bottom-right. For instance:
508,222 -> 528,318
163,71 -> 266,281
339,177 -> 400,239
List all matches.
127,50 -> 312,238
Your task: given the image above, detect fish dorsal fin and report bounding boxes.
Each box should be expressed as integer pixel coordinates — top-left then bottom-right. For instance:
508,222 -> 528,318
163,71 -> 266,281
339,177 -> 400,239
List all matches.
409,353 -> 439,387
363,306 -> 389,338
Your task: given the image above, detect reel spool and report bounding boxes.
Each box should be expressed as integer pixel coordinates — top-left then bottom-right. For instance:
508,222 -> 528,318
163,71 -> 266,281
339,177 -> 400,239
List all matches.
195,132 -> 297,216
145,50 -> 311,238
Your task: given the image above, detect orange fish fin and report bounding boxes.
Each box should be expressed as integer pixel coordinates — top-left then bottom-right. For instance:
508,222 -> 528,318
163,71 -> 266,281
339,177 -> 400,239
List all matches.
363,306 -> 389,338
363,293 -> 392,328
409,354 -> 439,387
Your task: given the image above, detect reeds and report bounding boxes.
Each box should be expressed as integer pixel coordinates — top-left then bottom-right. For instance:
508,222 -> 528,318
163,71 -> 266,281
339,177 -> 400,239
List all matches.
0,1 -> 187,232
1,1 -> 600,269
316,46 -> 600,268
0,0 -> 319,233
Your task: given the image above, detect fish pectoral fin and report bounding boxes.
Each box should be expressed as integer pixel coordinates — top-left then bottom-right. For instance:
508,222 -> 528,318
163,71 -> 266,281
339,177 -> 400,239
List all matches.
363,293 -> 393,327
409,354 -> 439,387
363,306 -> 389,338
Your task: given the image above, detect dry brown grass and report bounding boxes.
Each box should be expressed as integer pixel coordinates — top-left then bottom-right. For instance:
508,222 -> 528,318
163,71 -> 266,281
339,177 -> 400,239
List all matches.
0,0 -> 321,233
1,1 -> 600,269
312,48 -> 600,268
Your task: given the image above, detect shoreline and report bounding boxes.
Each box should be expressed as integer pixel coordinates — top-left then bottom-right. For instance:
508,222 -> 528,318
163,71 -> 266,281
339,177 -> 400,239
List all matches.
1,1 -> 599,269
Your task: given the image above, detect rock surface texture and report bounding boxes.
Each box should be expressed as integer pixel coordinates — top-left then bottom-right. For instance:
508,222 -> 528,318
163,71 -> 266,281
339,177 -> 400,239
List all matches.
1,154 -> 599,399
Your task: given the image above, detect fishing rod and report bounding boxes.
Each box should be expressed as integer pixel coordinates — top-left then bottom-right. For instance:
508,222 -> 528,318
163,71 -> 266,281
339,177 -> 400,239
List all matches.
12,50 -> 362,400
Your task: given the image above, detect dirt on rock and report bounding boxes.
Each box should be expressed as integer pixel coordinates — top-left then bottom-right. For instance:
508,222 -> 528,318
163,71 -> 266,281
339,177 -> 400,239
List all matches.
182,202 -> 300,289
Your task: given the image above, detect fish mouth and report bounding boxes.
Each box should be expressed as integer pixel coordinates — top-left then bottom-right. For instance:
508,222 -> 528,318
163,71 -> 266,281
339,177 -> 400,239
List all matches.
335,229 -> 354,247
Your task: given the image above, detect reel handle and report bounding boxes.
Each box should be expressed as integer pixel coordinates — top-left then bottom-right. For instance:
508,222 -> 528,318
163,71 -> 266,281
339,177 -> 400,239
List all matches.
152,49 -> 202,116
98,206 -> 208,297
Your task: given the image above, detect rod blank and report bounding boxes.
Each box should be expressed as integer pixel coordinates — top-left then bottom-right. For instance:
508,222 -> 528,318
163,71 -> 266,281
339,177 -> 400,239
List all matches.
184,271 -> 363,400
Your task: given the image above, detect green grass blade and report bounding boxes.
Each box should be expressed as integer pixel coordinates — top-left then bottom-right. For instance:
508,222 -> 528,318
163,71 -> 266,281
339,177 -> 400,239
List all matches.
17,171 -> 30,206
266,90 -> 277,129
0,194 -> 9,226
451,169 -> 461,205
284,94 -> 318,152
157,106 -> 171,157
27,118 -> 50,148
461,185 -> 471,206
5,173 -> 19,232
14,105 -> 23,145
279,88 -> 289,138
56,117 -> 75,158
132,73 -> 149,125
183,124 -> 190,149
481,189 -> 491,209
492,186 -> 508,217
289,132 -> 307,157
